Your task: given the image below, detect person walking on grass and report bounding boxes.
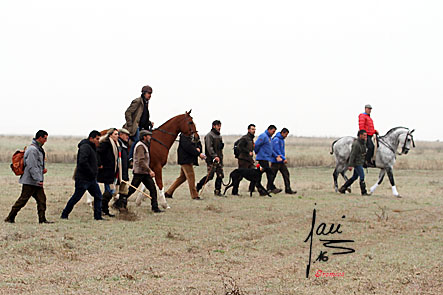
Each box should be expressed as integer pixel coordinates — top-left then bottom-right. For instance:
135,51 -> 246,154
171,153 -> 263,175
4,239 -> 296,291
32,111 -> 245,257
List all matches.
97,128 -> 121,217
125,130 -> 163,213
254,125 -> 282,195
61,131 -> 105,220
270,128 -> 297,194
232,123 -> 256,195
196,120 -> 225,196
164,134 -> 206,200
5,130 -> 53,224
112,128 -> 131,210
339,129 -> 369,195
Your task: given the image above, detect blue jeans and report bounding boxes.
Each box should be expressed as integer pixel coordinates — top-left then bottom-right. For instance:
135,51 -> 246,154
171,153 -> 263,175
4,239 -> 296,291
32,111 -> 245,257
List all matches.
128,128 -> 140,160
349,165 -> 365,184
61,179 -> 103,220
104,183 -> 115,194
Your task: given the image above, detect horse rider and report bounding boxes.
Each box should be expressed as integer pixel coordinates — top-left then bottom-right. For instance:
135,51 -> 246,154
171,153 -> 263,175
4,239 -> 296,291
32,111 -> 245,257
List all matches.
123,85 -> 154,161
358,104 -> 378,167
339,129 -> 369,195
196,120 -> 225,196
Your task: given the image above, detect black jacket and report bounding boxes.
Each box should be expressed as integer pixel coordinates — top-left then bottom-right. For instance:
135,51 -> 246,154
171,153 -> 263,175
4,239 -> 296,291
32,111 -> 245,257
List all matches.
75,139 -> 99,181
204,128 -> 224,164
238,132 -> 254,163
118,137 -> 129,181
97,139 -> 117,184
177,134 -> 202,166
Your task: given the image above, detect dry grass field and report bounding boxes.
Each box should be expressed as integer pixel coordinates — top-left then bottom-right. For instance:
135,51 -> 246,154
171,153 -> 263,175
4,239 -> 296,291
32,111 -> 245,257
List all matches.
0,136 -> 442,294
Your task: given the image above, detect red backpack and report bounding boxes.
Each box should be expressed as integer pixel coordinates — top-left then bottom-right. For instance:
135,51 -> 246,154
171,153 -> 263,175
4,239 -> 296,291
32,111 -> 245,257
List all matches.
11,147 -> 27,176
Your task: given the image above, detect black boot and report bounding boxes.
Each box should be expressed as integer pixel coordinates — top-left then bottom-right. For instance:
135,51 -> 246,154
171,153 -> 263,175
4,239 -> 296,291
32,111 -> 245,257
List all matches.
338,179 -> 354,194
4,211 -> 17,223
102,192 -> 115,217
360,180 -> 369,196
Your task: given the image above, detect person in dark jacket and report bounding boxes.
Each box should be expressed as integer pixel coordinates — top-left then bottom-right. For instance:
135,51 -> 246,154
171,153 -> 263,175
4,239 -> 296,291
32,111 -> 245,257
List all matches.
112,128 -> 130,210
61,131 -> 104,220
254,125 -> 282,194
339,129 -> 369,195
232,124 -> 256,195
5,130 -> 53,224
97,128 -> 121,217
270,128 -> 296,194
196,120 -> 225,196
165,134 -> 206,200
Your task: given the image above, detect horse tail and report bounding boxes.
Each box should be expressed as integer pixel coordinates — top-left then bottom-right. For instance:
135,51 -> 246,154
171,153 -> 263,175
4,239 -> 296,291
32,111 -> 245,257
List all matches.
330,139 -> 339,155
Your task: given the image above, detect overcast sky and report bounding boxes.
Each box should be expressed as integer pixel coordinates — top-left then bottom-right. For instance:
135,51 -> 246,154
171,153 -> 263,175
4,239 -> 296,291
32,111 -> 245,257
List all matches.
1,0 -> 441,141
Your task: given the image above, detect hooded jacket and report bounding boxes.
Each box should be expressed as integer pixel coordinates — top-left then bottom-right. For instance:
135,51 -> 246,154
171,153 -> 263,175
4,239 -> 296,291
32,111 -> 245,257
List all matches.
19,139 -> 45,186
75,139 -> 99,181
270,132 -> 286,163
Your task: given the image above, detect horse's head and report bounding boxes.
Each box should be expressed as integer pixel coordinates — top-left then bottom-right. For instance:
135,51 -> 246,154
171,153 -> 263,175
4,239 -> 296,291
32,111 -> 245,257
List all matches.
179,110 -> 199,143
398,129 -> 415,155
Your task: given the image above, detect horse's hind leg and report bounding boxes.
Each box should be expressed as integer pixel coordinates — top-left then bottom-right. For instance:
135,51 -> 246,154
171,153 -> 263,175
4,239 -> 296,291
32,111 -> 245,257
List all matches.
135,183 -> 146,206
340,170 -> 351,193
385,167 -> 400,197
333,168 -> 339,192
369,169 -> 385,195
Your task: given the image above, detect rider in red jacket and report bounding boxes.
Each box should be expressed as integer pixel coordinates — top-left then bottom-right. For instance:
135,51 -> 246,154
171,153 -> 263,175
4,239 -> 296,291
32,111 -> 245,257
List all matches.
358,104 -> 379,167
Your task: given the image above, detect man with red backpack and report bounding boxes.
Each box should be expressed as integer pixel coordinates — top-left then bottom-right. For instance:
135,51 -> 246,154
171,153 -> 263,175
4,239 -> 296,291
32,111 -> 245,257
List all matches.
5,130 -> 53,224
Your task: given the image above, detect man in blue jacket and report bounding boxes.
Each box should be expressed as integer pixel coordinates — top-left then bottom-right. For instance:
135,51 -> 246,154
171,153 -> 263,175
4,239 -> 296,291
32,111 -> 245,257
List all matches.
270,128 -> 297,194
254,125 -> 282,194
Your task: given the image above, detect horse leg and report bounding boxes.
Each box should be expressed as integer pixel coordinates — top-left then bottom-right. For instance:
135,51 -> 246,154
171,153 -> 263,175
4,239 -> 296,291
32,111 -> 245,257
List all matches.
340,170 -> 351,193
386,167 -> 400,197
135,183 -> 147,206
153,166 -> 170,209
333,168 -> 339,192
370,169 -> 385,194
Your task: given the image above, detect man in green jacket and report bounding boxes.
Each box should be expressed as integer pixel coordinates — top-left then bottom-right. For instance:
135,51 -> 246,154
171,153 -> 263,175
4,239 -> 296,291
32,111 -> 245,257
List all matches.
339,130 -> 369,195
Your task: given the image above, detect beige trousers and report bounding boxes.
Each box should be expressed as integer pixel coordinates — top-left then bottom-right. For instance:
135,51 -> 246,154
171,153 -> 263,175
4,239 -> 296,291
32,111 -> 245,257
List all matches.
166,164 -> 199,199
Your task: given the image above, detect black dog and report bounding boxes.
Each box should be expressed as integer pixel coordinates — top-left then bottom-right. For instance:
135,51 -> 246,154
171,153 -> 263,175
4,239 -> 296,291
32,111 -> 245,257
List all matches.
223,166 -> 273,197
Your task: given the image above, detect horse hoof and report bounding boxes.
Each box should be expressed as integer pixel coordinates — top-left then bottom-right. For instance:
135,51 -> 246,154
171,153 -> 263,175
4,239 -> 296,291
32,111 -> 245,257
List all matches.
395,195 -> 402,198
347,188 -> 351,193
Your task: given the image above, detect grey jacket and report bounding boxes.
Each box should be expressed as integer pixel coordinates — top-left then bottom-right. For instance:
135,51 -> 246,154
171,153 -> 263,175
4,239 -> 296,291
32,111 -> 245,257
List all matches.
204,128 -> 224,165
19,139 -> 45,186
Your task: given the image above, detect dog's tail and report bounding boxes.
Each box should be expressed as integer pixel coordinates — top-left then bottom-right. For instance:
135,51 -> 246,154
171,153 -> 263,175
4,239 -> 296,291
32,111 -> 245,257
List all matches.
222,173 -> 233,187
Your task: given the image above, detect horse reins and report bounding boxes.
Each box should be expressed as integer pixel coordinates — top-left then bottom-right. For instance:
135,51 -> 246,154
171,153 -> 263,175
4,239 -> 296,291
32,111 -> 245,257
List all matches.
150,116 -> 197,150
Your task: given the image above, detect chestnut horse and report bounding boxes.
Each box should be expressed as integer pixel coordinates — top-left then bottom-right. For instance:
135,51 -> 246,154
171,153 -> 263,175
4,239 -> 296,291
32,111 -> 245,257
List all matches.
147,111 -> 199,208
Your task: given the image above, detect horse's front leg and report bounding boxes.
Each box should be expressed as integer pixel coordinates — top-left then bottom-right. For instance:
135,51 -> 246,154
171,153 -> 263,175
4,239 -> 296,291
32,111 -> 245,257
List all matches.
370,168 -> 385,194
385,167 -> 401,197
153,165 -> 170,209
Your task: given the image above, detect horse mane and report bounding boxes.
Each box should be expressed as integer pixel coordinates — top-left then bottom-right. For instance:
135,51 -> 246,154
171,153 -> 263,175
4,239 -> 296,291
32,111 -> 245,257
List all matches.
155,113 -> 188,129
383,127 -> 409,137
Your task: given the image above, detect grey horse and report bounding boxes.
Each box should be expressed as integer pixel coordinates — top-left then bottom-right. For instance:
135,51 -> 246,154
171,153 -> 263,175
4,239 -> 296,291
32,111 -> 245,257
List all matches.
331,127 -> 415,197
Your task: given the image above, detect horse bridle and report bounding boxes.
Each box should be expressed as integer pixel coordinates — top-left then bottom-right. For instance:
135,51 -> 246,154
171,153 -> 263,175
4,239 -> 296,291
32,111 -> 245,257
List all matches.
151,115 -> 198,149
379,129 -> 415,156
401,129 -> 415,154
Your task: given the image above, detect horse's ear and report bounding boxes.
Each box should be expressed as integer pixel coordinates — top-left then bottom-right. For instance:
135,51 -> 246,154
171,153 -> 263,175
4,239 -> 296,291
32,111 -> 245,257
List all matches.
410,129 -> 415,134
188,109 -> 192,114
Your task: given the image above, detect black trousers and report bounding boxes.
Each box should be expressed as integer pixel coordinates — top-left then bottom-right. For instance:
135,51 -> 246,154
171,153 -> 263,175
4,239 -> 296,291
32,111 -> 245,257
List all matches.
258,160 -> 276,190
127,173 -> 159,210
366,135 -> 374,163
270,162 -> 292,191
6,184 -> 47,222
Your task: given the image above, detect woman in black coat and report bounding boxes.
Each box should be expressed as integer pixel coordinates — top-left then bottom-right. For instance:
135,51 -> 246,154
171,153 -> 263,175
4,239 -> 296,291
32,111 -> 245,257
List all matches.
97,128 -> 121,216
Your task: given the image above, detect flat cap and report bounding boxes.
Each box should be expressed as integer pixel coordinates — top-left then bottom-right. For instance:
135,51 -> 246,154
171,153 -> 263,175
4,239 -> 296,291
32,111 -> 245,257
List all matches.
119,128 -> 130,135
139,130 -> 153,138
365,104 -> 372,109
